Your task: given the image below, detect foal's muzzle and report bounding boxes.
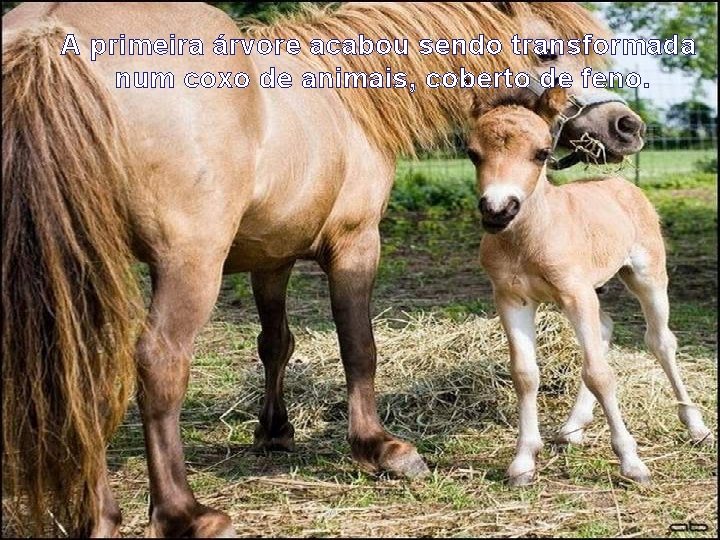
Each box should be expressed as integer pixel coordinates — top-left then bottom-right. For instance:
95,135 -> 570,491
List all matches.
479,195 -> 520,233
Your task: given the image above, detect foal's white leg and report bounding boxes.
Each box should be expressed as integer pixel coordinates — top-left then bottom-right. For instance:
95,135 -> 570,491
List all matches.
562,289 -> 651,484
620,269 -> 713,445
496,294 -> 542,486
556,308 -> 611,445
556,382 -> 595,445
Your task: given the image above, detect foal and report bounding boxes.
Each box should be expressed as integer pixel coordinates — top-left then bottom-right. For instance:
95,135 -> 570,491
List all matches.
467,87 -> 712,486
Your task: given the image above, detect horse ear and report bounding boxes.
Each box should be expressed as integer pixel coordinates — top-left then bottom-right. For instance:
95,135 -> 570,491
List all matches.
535,86 -> 568,124
491,2 -> 517,16
469,91 -> 488,119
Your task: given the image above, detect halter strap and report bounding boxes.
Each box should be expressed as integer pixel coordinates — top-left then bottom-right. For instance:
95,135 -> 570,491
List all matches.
525,75 -> 628,170
525,74 -> 627,107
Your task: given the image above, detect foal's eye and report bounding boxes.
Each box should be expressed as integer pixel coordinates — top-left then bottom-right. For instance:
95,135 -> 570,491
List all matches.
467,148 -> 482,165
537,52 -> 559,63
535,148 -> 552,163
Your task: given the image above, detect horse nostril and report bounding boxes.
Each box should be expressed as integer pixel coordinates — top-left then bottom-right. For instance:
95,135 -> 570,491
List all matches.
616,115 -> 643,136
478,196 -> 489,214
506,196 -> 520,217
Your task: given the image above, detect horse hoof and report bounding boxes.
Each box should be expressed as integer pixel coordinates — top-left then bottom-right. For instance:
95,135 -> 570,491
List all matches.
192,510 -> 236,538
507,470 -> 535,487
352,433 -> 430,479
555,428 -> 584,446
148,505 -> 235,538
88,520 -> 121,538
252,422 -> 296,452
506,459 -> 536,487
382,445 -> 430,479
690,429 -> 714,447
621,461 -> 651,485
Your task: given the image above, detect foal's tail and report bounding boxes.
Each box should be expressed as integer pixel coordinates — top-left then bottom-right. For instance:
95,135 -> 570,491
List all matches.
2,23 -> 140,534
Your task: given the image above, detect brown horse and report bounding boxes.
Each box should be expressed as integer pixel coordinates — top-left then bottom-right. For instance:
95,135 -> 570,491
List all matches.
2,2 -> 644,537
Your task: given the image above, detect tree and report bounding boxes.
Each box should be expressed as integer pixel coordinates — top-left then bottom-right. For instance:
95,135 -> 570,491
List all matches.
602,2 -> 717,82
208,2 -> 310,23
2,2 -> 20,14
666,100 -> 717,141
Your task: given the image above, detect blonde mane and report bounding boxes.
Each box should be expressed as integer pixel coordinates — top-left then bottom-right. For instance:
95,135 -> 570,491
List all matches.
242,2 -> 610,155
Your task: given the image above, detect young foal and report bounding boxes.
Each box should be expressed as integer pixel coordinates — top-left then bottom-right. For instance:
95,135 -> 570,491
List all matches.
467,87 -> 712,486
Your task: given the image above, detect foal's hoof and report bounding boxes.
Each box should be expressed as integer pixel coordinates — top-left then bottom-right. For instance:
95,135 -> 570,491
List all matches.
621,461 -> 652,486
690,429 -> 714,447
507,470 -> 536,487
555,428 -> 584,446
252,422 -> 296,453
506,458 -> 537,487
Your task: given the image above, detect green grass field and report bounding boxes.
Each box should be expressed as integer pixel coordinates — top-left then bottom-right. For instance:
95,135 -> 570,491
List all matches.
397,149 -> 716,187
6,154 -> 716,538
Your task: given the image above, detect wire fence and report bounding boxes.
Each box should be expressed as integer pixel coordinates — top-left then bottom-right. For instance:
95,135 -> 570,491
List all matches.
400,81 -> 718,187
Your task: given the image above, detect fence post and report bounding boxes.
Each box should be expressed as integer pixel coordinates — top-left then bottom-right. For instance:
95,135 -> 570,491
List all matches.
634,84 -> 640,186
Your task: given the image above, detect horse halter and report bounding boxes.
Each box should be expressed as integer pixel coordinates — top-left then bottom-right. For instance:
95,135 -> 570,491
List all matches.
526,75 -> 628,170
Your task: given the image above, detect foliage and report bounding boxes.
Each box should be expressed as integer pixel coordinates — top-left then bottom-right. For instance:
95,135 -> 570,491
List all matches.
695,156 -> 718,174
2,2 -> 19,15
602,2 -> 718,82
390,171 -> 476,212
208,2 -> 309,22
666,100 -> 718,140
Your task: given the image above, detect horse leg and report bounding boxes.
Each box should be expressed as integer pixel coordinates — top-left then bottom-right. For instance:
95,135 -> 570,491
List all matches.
325,227 -> 429,478
137,260 -> 234,538
619,267 -> 712,445
496,294 -> 542,486
561,288 -> 651,484
251,264 -> 296,451
85,463 -> 122,538
556,307 -> 611,445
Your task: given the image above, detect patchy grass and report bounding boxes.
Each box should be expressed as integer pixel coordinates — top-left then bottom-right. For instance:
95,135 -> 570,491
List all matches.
102,312 -> 716,537
4,167 -> 715,537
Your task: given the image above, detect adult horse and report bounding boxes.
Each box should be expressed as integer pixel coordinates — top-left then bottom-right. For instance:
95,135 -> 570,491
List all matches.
2,2 -> 644,537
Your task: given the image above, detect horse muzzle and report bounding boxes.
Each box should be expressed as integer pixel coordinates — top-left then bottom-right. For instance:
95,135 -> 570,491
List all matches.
479,195 -> 520,233
561,102 -> 646,164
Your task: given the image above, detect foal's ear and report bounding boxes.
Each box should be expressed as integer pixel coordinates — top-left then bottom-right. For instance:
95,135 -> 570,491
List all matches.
535,86 -> 568,124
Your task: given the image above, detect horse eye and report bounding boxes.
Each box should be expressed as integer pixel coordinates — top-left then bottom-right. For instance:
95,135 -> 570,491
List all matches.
535,148 -> 552,163
467,148 -> 482,165
537,53 -> 559,63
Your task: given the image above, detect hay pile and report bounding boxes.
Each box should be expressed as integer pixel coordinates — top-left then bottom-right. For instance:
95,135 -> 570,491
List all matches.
219,307 -> 715,446
6,308 -> 714,538
273,309 -> 578,439
187,307 -> 715,537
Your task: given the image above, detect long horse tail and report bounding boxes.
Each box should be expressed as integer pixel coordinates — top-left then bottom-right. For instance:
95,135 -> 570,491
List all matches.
2,23 -> 141,534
